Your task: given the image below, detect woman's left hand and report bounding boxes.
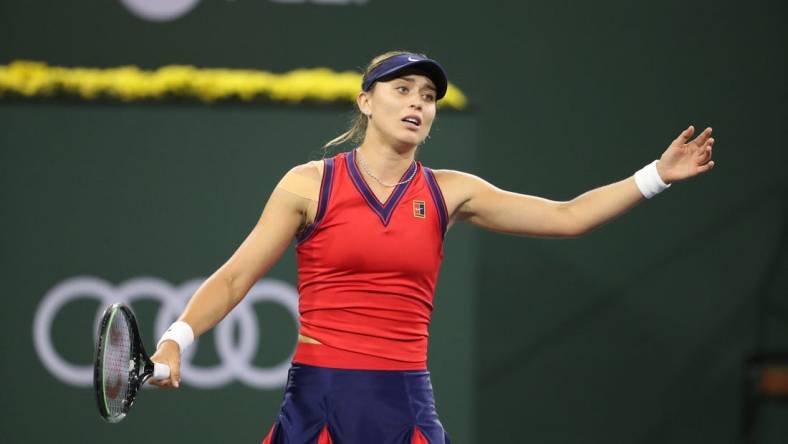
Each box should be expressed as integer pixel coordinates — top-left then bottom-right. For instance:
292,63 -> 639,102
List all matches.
656,125 -> 716,184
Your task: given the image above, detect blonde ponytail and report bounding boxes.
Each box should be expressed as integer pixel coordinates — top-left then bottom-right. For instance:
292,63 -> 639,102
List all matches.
323,112 -> 367,152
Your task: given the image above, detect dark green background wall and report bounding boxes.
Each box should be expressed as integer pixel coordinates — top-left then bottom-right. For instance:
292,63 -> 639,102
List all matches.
1,1 -> 786,443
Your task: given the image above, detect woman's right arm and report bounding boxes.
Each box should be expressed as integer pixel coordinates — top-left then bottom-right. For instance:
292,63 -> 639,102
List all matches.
149,162 -> 320,388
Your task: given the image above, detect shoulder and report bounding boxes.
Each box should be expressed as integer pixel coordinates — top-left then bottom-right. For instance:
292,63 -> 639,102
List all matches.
424,169 -> 495,221
288,160 -> 324,181
275,160 -> 326,203
429,168 -> 475,181
429,168 -> 491,193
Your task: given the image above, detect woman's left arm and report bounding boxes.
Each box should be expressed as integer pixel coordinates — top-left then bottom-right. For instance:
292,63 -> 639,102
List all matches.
450,125 -> 715,238
567,125 -> 715,235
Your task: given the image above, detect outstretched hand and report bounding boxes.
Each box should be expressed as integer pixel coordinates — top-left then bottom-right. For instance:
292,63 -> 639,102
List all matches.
656,125 -> 715,184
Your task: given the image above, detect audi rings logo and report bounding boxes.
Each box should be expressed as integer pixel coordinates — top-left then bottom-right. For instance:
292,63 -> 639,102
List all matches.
34,276 -> 299,389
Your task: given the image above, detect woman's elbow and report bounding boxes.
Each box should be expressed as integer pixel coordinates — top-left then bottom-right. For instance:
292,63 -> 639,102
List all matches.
557,206 -> 588,238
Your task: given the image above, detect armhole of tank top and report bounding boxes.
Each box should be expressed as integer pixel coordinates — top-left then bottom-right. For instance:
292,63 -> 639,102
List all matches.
422,167 -> 449,239
296,158 -> 334,245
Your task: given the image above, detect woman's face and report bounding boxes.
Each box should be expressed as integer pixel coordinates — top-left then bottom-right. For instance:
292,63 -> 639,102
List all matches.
360,72 -> 438,148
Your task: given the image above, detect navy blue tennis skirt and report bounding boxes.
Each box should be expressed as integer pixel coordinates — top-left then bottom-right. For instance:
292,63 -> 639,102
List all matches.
261,364 -> 452,444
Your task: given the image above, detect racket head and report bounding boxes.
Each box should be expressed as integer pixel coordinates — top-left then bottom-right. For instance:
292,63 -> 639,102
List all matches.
93,302 -> 151,423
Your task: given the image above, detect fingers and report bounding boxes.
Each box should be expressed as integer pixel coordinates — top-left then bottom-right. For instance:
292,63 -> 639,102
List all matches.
169,354 -> 182,388
696,142 -> 715,174
148,342 -> 182,389
148,377 -> 170,388
700,137 -> 714,161
698,160 -> 715,173
147,367 -> 172,388
690,126 -> 713,148
675,125 -> 695,144
148,357 -> 180,389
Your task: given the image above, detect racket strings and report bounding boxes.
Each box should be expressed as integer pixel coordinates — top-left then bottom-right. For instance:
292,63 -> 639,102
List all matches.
103,310 -> 132,417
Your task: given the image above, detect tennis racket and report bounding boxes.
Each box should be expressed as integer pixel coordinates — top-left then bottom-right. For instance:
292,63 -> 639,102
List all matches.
93,302 -> 170,423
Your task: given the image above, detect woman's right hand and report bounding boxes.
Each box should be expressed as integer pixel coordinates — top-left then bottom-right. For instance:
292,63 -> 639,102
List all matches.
148,340 -> 182,388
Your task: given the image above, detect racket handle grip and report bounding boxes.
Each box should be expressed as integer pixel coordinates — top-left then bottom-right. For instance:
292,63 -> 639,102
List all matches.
152,362 -> 171,381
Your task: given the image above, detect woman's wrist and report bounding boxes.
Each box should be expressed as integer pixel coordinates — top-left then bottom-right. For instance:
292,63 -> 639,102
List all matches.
634,160 -> 671,199
157,320 -> 195,352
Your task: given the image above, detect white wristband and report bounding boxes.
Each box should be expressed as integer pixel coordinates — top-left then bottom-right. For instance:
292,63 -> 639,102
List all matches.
634,160 -> 671,199
157,321 -> 194,352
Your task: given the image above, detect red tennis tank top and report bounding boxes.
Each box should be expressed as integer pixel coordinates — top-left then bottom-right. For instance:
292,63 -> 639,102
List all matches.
293,149 -> 449,370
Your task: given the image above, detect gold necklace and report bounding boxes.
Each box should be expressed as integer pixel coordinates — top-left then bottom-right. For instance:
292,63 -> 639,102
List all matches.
355,148 -> 417,188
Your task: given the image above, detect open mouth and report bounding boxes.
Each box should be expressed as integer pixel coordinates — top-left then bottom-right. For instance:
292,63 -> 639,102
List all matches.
402,115 -> 422,128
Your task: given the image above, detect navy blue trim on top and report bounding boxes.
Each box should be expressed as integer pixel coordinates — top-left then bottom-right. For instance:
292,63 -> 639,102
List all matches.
296,157 -> 335,244
346,149 -> 418,227
422,167 -> 448,238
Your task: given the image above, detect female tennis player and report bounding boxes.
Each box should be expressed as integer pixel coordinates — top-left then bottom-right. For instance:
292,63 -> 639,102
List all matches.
148,50 -> 715,444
